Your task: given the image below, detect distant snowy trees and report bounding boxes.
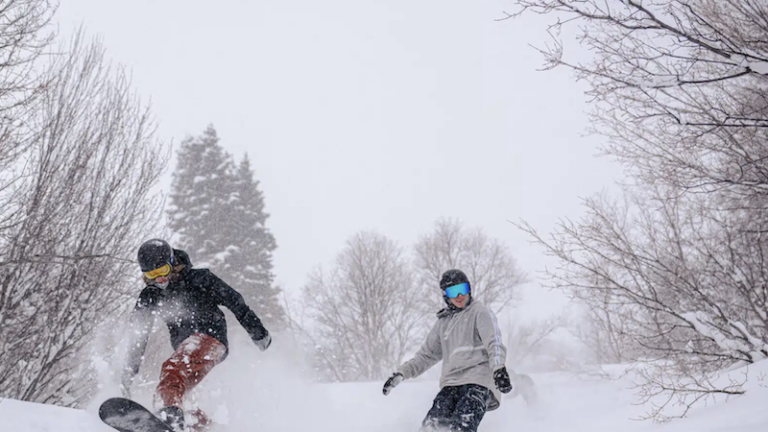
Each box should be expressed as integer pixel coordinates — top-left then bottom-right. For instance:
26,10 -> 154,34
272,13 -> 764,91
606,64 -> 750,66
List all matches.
0,20 -> 166,407
168,125 -> 284,327
300,222 -> 525,382
414,218 -> 526,314
511,0 -> 768,420
302,232 -> 423,381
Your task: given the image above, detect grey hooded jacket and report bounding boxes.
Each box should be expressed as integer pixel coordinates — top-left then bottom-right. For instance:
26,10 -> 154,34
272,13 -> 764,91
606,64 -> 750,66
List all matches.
397,300 -> 507,410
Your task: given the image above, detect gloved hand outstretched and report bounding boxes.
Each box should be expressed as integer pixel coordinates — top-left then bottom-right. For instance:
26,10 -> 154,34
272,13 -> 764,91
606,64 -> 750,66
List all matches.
382,372 -> 404,395
254,333 -> 272,352
493,367 -> 513,394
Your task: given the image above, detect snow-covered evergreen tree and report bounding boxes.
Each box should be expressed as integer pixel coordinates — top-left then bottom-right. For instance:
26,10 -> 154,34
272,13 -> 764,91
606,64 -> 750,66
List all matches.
226,155 -> 282,326
168,126 -> 284,327
168,125 -> 236,270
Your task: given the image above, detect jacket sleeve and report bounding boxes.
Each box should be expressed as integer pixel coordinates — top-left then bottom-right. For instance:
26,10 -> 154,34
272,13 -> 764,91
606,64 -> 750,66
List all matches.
476,305 -> 507,371
397,320 -> 442,379
123,289 -> 155,378
206,271 -> 270,344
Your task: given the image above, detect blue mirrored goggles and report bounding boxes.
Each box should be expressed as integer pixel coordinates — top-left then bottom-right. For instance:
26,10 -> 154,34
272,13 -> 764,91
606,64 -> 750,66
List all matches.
444,282 -> 470,299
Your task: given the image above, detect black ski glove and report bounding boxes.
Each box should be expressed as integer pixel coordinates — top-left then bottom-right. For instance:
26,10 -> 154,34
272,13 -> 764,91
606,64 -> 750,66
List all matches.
382,372 -> 404,395
254,333 -> 272,351
493,367 -> 513,394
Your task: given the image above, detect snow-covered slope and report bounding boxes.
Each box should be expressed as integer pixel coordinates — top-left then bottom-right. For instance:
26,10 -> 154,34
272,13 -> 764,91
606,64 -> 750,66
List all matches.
1,398 -> 113,432
6,365 -> 768,432
6,333 -> 768,432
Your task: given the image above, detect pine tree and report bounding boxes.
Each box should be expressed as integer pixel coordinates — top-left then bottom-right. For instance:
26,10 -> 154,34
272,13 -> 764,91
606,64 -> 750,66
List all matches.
168,125 -> 285,327
168,125 -> 236,270
226,155 -> 283,326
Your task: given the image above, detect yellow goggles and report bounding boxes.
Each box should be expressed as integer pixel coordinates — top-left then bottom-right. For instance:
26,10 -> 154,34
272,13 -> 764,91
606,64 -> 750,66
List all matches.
144,263 -> 172,279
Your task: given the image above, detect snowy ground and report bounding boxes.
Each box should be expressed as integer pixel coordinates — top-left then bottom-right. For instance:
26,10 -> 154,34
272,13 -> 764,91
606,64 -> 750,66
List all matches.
6,332 -> 768,432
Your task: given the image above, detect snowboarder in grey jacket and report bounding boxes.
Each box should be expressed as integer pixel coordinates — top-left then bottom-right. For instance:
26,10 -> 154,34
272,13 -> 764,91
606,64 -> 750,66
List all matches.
382,269 -> 512,432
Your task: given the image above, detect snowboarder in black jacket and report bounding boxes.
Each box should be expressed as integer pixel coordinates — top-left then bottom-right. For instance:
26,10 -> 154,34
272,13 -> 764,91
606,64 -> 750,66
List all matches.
121,239 -> 271,432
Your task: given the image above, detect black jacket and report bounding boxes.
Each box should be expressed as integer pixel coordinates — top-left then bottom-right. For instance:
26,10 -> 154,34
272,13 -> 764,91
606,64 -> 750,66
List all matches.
124,249 -> 269,377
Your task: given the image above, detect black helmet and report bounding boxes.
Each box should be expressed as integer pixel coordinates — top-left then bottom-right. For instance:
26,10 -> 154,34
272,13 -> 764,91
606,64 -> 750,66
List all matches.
137,239 -> 174,272
440,269 -> 470,291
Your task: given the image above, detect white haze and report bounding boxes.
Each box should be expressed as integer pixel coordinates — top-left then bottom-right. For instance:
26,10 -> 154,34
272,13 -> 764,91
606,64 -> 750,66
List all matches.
55,0 -> 623,318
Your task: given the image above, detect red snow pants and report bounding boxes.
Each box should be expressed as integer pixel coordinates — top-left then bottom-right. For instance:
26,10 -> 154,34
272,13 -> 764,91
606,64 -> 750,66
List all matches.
155,333 -> 227,428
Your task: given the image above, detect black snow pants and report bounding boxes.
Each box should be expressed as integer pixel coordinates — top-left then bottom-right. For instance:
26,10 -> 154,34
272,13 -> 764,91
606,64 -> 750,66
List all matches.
420,384 -> 492,432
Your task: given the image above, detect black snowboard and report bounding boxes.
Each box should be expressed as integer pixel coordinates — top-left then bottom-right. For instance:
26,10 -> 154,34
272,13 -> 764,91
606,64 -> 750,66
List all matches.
99,397 -> 174,432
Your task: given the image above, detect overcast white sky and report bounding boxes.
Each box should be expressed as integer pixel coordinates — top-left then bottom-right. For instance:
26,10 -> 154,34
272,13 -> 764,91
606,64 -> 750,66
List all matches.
56,0 -> 623,317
